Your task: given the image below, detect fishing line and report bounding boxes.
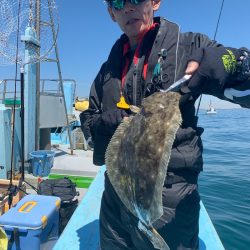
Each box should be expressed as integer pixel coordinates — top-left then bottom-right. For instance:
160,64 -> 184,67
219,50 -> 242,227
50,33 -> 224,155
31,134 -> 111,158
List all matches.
195,0 -> 225,116
213,0 -> 225,41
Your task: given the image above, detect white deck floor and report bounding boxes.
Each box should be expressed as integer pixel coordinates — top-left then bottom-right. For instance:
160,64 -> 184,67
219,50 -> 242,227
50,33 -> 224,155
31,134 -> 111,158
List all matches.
51,144 -> 100,177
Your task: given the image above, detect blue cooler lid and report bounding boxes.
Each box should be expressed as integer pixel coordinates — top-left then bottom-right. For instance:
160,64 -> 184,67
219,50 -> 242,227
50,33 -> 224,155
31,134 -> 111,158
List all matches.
0,195 -> 61,230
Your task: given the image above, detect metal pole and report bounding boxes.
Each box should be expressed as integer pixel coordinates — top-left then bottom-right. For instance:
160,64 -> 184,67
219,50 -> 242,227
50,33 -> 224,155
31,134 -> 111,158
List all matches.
35,0 -> 41,150
47,0 -> 73,155
20,68 -> 25,180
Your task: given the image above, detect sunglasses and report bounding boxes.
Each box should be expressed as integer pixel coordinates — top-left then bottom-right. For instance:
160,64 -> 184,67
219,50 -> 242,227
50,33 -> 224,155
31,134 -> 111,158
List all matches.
106,0 -> 147,10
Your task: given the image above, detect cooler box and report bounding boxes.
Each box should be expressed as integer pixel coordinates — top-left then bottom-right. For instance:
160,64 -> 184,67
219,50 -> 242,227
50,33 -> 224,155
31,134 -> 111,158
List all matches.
0,194 -> 61,250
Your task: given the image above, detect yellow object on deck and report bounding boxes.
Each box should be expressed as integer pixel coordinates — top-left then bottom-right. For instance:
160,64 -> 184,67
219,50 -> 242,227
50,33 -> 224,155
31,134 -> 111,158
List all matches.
0,226 -> 8,250
75,100 -> 89,111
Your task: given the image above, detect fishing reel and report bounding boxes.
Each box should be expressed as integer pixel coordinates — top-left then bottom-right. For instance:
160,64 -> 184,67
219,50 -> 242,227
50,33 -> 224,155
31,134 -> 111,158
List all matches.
237,50 -> 250,80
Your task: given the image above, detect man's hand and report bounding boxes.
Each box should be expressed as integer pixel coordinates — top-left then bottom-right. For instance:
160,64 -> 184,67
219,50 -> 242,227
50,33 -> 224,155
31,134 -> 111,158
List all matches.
185,61 -> 199,75
182,46 -> 243,94
101,109 -> 128,134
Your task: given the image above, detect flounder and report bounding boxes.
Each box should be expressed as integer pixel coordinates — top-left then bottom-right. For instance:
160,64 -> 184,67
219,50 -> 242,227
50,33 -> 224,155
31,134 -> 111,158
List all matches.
105,91 -> 182,250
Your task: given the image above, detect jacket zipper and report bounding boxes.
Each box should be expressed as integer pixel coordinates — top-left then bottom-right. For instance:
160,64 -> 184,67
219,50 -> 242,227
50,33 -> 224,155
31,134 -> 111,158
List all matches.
133,59 -> 140,106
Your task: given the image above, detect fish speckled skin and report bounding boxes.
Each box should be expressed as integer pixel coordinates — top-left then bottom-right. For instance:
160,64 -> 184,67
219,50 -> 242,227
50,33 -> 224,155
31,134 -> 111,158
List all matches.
105,91 -> 182,249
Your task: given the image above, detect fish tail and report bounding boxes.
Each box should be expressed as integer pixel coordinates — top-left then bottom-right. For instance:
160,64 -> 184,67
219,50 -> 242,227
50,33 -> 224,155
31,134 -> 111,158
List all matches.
138,221 -> 170,250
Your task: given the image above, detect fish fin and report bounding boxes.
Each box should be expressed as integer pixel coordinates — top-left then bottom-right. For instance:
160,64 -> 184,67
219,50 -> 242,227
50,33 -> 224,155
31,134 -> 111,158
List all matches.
160,114 -> 182,168
138,221 -> 170,250
105,117 -> 133,171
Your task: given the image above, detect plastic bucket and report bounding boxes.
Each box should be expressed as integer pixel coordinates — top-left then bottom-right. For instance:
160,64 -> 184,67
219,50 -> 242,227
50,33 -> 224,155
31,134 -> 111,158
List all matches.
29,150 -> 55,177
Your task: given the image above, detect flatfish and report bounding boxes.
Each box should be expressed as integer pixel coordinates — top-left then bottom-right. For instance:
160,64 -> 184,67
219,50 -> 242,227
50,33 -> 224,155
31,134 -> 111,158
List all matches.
105,91 -> 182,250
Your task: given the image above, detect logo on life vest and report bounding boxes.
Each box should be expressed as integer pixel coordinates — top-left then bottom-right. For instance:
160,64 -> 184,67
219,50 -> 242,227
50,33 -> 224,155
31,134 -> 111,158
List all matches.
222,49 -> 237,73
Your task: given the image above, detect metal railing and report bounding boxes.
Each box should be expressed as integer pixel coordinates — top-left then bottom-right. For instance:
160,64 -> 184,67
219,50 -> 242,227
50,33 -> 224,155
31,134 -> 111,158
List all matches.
0,78 -> 76,102
0,79 -> 21,103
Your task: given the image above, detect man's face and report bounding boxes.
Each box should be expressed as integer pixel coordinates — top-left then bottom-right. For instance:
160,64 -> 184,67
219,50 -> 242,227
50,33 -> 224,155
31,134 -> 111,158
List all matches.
108,0 -> 161,45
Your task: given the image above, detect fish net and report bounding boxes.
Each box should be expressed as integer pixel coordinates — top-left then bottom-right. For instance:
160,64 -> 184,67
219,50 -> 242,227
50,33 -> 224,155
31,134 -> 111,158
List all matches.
0,0 -> 59,66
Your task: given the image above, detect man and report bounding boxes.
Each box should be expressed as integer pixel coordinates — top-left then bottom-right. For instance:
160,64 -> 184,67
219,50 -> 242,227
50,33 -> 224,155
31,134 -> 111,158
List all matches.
80,0 -> 250,249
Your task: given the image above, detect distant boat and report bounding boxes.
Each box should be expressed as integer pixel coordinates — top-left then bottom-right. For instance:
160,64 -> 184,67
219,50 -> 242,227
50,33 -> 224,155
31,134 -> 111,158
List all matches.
206,101 -> 217,114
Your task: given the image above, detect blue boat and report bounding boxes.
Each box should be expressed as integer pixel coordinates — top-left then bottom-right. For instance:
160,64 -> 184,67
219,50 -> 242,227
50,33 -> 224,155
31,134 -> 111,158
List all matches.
54,165 -> 225,250
0,78 -> 225,249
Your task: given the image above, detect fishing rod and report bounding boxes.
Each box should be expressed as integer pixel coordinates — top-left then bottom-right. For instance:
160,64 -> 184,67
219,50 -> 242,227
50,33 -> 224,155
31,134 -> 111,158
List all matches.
4,0 -> 60,208
7,0 -> 28,209
6,0 -> 39,209
195,0 -> 225,116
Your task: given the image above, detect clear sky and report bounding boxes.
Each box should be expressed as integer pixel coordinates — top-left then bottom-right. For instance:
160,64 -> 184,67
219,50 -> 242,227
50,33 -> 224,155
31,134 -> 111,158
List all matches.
1,0 -> 250,109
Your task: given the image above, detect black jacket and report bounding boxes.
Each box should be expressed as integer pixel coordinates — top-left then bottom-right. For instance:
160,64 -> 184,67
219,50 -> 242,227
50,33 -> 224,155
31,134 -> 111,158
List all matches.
80,17 -> 250,171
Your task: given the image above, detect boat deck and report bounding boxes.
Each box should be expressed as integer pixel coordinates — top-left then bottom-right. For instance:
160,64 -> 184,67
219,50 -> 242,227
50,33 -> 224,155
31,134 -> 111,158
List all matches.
25,144 -> 100,201
51,144 -> 99,178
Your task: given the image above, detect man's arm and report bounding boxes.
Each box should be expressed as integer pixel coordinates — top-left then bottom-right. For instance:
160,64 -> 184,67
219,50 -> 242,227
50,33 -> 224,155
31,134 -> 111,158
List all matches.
184,46 -> 250,108
223,77 -> 250,108
79,64 -> 104,144
223,49 -> 250,108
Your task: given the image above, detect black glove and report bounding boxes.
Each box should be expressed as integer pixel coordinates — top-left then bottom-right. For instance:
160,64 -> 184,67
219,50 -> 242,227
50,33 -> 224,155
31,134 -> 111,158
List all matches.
182,46 -> 243,95
101,109 -> 128,135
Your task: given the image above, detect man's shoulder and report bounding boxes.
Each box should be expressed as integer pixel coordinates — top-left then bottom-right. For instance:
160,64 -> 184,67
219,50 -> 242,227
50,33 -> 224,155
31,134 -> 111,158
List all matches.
157,17 -> 215,48
179,31 -> 219,48
180,32 -> 210,44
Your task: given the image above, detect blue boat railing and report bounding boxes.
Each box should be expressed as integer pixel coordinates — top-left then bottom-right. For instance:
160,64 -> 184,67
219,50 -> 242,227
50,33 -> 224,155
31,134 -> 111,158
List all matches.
0,78 -> 76,103
53,166 -> 225,250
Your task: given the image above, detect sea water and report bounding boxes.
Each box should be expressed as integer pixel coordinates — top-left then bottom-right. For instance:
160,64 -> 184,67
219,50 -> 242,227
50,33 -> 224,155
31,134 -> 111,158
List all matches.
198,108 -> 250,250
